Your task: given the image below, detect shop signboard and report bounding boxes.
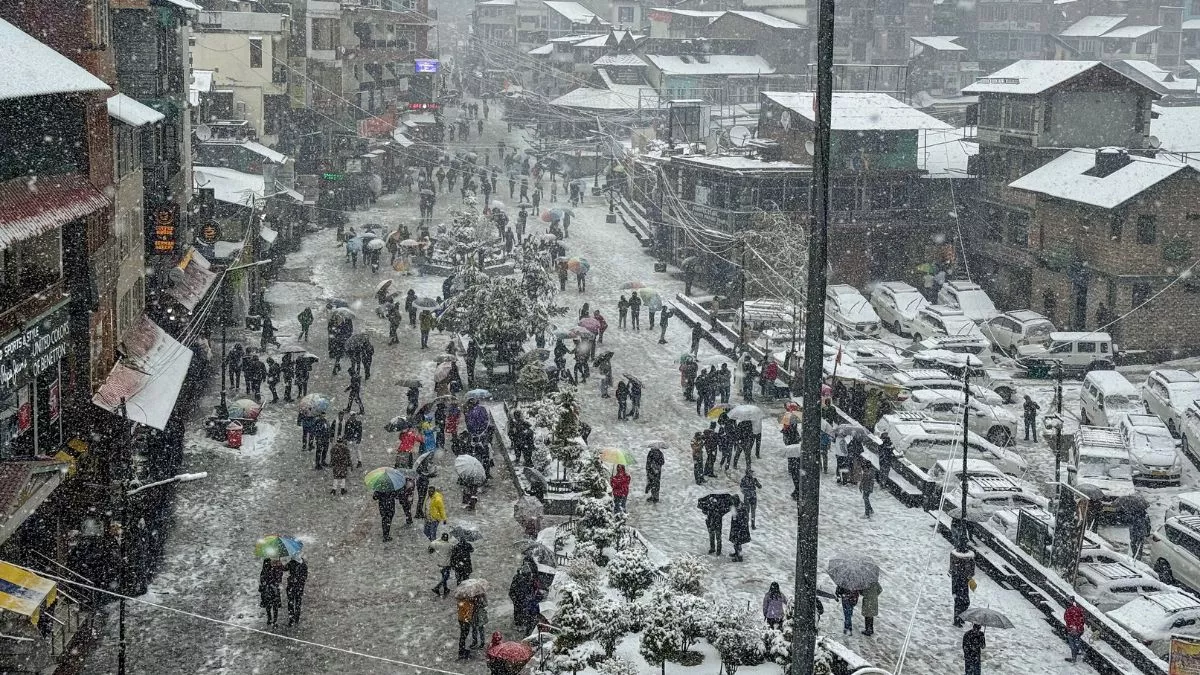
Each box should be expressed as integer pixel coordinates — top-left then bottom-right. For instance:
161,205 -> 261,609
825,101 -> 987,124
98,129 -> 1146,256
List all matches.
0,303 -> 70,396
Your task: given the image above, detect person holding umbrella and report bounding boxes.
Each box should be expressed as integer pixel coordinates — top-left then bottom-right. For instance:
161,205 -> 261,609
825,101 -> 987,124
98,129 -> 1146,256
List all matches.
374,487 -> 397,542
646,443 -> 665,502
309,412 -> 330,470
729,495 -> 751,561
629,376 -> 643,419
836,585 -> 860,635
450,536 -> 474,584
227,342 -> 244,391
266,356 -> 281,403
610,465 -> 631,513
258,558 -> 284,625
698,492 -> 735,555
285,556 -> 308,626
740,468 -> 761,529
405,289 -> 418,327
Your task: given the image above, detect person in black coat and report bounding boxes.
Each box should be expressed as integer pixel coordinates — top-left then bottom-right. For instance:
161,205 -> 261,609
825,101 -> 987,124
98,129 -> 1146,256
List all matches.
285,557 -> 308,626
963,624 -> 985,675
703,425 -> 719,477
294,356 -> 311,398
877,432 -> 895,486
266,357 -> 281,403
729,497 -> 751,561
699,493 -> 735,556
281,353 -> 295,402
450,539 -> 474,584
260,315 -> 280,350
345,411 -> 364,467
646,445 -> 665,502
258,559 -> 284,625
406,385 -> 420,416
717,416 -> 735,470
360,339 -> 375,381
374,490 -> 396,541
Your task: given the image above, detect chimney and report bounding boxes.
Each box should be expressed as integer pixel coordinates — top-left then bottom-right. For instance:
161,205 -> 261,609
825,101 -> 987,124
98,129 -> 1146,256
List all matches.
1091,147 -> 1131,178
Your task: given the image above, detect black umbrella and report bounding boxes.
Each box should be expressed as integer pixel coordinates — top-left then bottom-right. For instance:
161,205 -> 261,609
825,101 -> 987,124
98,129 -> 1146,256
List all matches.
697,492 -> 736,516
827,555 -> 881,591
1073,482 -> 1107,502
1114,493 -> 1150,515
958,607 -> 1014,629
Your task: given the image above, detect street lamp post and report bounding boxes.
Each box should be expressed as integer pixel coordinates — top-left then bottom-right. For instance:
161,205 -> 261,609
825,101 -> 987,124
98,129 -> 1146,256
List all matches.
593,143 -> 601,190
606,154 -> 617,224
217,259 -> 274,419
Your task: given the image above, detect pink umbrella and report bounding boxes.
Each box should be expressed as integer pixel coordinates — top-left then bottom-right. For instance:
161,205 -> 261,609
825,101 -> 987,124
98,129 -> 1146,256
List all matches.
578,317 -> 601,333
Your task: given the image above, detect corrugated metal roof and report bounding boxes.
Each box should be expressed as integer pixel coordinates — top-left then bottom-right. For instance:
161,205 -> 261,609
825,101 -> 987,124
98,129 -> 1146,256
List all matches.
0,18 -> 110,101
165,249 -> 217,310
93,315 -> 193,430
107,93 -> 166,127
0,175 -> 110,250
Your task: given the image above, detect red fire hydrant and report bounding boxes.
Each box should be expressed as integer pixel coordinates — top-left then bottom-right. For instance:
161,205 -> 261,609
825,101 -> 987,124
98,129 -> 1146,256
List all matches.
226,421 -> 244,449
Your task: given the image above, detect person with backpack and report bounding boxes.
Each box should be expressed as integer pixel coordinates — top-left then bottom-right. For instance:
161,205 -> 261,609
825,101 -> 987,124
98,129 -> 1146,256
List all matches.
297,307 -> 313,341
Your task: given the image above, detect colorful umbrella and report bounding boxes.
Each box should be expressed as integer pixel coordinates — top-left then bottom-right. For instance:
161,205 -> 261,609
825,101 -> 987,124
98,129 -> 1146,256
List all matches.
539,210 -> 552,223
620,281 -> 650,290
255,534 -> 303,559
566,257 -> 590,274
567,326 -> 594,339
298,393 -> 332,416
364,467 -> 413,492
229,398 -> 262,419
578,317 -> 601,333
780,411 -> 802,427
488,640 -> 534,665
598,447 -> 637,466
706,403 -> 732,419
916,262 -> 936,274
636,288 -> 663,311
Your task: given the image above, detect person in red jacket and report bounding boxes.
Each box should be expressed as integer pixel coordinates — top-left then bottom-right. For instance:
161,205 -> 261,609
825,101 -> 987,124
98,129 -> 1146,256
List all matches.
611,465 -> 631,513
1065,597 -> 1086,663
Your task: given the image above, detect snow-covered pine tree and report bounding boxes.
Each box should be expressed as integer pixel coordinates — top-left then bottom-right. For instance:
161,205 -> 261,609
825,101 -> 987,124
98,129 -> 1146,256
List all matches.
665,554 -> 706,595
595,656 -> 639,675
639,605 -> 677,675
517,362 -> 549,400
607,547 -> 657,600
706,603 -> 764,674
552,579 -> 597,653
576,447 -> 609,498
591,594 -> 629,658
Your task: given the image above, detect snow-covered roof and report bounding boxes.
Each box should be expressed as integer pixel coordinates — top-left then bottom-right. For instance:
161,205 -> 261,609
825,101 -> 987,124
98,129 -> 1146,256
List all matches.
1151,106 -> 1200,152
107,93 -> 165,127
649,7 -> 723,19
549,87 -> 658,111
478,0 -> 515,5
920,128 -> 978,178
527,44 -> 553,55
92,316 -> 193,431
674,155 -> 808,173
962,60 -> 1130,94
194,166 -> 271,207
1060,16 -> 1126,37
1008,148 -> 1191,209
593,54 -> 647,67
642,54 -> 775,76
1115,59 -> 1197,92
573,34 -> 611,48
243,140 -> 288,163
1184,19 -> 1200,30
548,33 -> 599,43
160,0 -> 203,10
761,91 -> 953,131
1103,25 -> 1159,39
0,18 -> 110,101
723,10 -> 804,29
543,1 -> 599,24
911,35 -> 967,51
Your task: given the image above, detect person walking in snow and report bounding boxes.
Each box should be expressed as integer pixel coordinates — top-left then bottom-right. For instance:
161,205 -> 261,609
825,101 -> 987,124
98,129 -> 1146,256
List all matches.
294,354 -> 311,398
309,413 -> 330,470
860,581 -> 881,636
405,289 -> 418,327
258,559 -> 284,625
729,496 -> 751,561
1023,394 -> 1040,442
297,307 -> 313,342
950,550 -> 976,627
593,310 -> 608,344
615,380 -> 629,420
690,323 -> 704,355
629,378 -> 642,419
617,295 -> 629,328
691,433 -> 706,485
877,432 -> 895,486
963,624 -> 985,675
610,464 -> 631,513
450,537 -> 474,584
658,305 -> 671,344
733,420 -> 754,470
374,489 -> 396,542
430,532 -> 453,596
740,468 -> 761,529
629,292 -> 642,329
718,363 -> 732,404
281,352 -> 295,402
285,557 -> 308,626
227,342 -> 244,391
419,310 -> 435,349
425,486 -> 446,541
266,356 -> 281,403
836,586 -> 860,635
860,456 -> 876,518
1064,597 -> 1085,663
646,445 -> 664,502
703,424 -> 719,477
699,493 -> 733,556
344,371 -> 365,415
330,439 -> 351,495
763,582 -> 788,630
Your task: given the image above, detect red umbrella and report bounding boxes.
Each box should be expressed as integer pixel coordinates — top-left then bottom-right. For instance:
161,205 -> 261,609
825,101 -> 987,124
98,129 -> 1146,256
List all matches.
540,210 -> 552,222
488,639 -> 534,664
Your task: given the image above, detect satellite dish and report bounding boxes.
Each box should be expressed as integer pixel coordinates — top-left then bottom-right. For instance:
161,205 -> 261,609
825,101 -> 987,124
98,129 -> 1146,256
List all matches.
805,139 -> 815,155
1148,135 -> 1162,149
781,110 -> 792,131
729,126 -> 750,147
195,124 -> 213,141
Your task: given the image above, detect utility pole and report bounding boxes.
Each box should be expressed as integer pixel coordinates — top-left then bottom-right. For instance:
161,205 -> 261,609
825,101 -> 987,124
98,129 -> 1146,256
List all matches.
739,239 -> 748,348
791,0 -> 835,666
117,398 -> 129,675
959,368 -> 971,552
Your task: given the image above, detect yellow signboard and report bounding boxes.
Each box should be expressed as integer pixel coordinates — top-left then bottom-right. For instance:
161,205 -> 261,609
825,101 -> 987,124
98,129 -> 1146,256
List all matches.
0,561 -> 57,625
1171,635 -> 1200,675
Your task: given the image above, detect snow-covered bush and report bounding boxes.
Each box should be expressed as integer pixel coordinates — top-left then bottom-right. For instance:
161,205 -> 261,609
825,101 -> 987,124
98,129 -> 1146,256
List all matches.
607,548 -> 657,600
553,580 -> 597,653
573,496 -> 624,555
564,555 -> 602,588
639,606 -> 677,675
546,643 -> 604,675
595,656 -> 639,675
706,603 -> 765,674
762,628 -> 790,666
665,554 -> 705,595
640,585 -> 710,655
517,362 -> 549,400
591,594 -> 629,658
576,447 -> 610,498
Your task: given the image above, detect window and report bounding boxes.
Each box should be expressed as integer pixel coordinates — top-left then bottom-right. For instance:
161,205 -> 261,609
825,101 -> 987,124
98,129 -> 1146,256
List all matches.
312,18 -> 340,50
1137,214 -> 1157,244
92,0 -> 111,48
1077,341 -> 1097,353
1009,213 -> 1029,248
115,125 -> 142,178
981,99 -> 1001,127
617,6 -> 635,24
249,37 -> 263,68
1109,215 -> 1123,242
1132,283 -> 1152,308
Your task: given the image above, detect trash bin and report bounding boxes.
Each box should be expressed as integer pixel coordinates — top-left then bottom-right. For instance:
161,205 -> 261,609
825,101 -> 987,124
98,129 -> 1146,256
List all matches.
226,421 -> 244,449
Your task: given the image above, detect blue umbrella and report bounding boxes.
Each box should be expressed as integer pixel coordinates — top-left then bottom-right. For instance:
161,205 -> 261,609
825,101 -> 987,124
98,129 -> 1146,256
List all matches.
255,535 -> 303,559
466,388 -> 492,400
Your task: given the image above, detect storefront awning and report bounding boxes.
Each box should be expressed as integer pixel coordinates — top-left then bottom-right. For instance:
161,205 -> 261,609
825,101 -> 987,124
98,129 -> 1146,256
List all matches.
259,226 -> 278,244
164,249 -> 217,311
0,174 -> 111,249
92,315 -> 193,431
0,461 -> 67,549
0,561 -> 57,625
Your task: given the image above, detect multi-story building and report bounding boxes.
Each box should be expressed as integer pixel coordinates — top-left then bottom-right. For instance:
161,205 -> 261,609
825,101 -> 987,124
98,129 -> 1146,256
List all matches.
975,0 -> 1053,72
961,60 -> 1158,326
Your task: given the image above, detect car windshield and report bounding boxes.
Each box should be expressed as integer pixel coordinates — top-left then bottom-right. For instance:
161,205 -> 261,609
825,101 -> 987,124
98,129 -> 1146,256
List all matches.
1026,321 -> 1054,339
1135,426 -> 1173,440
1168,382 -> 1200,405
1104,395 -> 1142,411
945,318 -> 980,337
1078,455 -> 1133,480
899,293 -> 926,312
957,291 -> 997,314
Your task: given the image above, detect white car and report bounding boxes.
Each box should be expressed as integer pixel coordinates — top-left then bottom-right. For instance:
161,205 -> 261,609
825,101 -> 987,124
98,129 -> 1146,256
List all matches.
980,310 -> 1055,353
941,476 -> 1047,519
911,305 -> 987,345
1168,492 -> 1200,521
874,412 -> 1028,476
938,281 -> 1001,324
1017,332 -> 1116,375
900,388 -> 1018,446
1150,516 -> 1200,589
887,368 -> 1006,407
825,285 -> 881,338
910,350 -> 1018,403
1142,369 -> 1200,437
869,281 -> 928,337
1116,413 -> 1183,486
1068,426 -> 1137,508
988,504 -> 1055,539
1076,561 -> 1171,612
1107,591 -> 1200,656
1078,546 -> 1159,579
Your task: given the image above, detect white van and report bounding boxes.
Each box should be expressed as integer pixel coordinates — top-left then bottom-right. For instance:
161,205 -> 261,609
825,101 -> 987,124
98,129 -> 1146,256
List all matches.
874,412 -> 1028,476
1081,370 -> 1144,428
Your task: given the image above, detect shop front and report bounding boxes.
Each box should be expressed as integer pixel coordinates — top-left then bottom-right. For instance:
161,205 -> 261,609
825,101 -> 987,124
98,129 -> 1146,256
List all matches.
0,301 -> 71,461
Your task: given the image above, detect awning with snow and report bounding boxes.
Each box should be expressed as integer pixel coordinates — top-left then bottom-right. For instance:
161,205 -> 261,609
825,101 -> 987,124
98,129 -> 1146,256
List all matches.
163,249 -> 217,311
107,93 -> 165,127
0,174 -> 111,250
92,315 -> 194,431
0,561 -> 57,626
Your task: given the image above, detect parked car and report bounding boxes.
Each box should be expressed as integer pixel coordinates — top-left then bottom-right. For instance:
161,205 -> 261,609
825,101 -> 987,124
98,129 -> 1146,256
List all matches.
874,412 -> 1028,476
825,285 -> 881,338
900,388 -> 1018,446
1181,401 -> 1200,460
928,458 -> 1008,497
1168,492 -> 1200,521
1017,331 -> 1116,376
1141,369 -> 1200,437
937,281 -> 1001,324
980,310 -> 1055,353
910,349 -> 1017,403
1080,370 -> 1144,428
910,305 -> 988,346
1116,413 -> 1183,486
1078,546 -> 1159,579
869,281 -> 928,337
1150,516 -> 1200,588
1076,561 -> 1172,612
1063,426 -> 1137,512
1106,591 -> 1200,656
988,504 -> 1055,539
887,368 -> 1006,407
940,475 -> 1047,517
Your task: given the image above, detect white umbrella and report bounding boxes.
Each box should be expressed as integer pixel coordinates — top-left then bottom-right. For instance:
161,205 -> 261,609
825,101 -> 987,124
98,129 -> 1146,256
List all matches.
728,404 -> 765,421
367,238 -> 385,250
455,455 -> 486,484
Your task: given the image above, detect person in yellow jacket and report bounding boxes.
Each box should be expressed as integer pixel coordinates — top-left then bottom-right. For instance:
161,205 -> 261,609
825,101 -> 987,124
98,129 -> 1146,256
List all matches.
424,486 -> 446,541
